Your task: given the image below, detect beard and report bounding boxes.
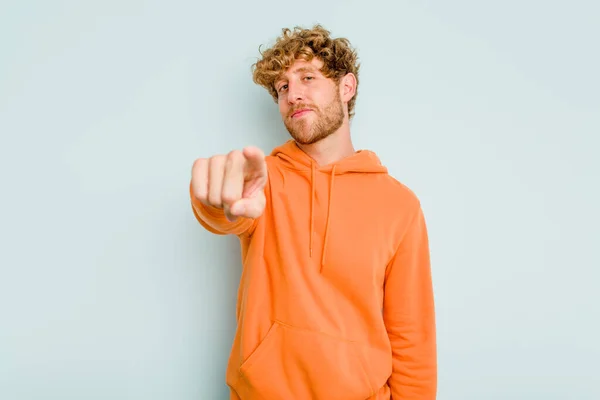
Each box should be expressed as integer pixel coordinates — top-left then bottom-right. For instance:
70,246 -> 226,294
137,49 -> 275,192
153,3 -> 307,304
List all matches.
284,91 -> 345,145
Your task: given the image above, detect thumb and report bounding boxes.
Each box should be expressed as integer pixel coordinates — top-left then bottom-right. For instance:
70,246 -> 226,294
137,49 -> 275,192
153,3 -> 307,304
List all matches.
229,192 -> 265,219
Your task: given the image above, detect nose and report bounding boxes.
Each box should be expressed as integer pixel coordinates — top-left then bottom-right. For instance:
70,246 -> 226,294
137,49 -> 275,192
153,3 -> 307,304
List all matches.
287,81 -> 305,104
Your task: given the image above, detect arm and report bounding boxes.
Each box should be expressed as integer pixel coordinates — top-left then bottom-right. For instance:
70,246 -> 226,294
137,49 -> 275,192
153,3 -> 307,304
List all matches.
383,206 -> 437,399
189,146 -> 267,237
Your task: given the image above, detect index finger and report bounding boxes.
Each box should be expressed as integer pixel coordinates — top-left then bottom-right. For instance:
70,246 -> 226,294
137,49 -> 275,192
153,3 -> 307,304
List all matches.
242,146 -> 267,178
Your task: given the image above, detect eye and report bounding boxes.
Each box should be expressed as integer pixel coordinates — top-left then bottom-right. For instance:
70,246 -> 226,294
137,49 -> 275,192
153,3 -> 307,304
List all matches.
278,84 -> 288,93
304,76 -> 314,81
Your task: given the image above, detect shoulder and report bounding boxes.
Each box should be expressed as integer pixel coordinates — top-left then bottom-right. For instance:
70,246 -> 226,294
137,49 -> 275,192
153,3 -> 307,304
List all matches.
376,173 -> 422,212
264,155 -> 280,169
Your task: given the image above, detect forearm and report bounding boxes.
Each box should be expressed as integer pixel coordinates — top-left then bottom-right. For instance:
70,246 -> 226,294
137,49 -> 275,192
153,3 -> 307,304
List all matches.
386,308 -> 437,399
384,207 -> 437,399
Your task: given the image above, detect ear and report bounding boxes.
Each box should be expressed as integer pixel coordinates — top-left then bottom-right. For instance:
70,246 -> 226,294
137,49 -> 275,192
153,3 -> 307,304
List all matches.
339,73 -> 357,103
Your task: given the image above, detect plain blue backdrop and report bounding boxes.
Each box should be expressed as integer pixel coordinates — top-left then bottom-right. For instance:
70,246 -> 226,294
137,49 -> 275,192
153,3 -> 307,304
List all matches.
1,0 -> 598,399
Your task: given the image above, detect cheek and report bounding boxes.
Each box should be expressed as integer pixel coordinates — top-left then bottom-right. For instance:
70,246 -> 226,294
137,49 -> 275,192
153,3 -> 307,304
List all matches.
278,99 -> 288,115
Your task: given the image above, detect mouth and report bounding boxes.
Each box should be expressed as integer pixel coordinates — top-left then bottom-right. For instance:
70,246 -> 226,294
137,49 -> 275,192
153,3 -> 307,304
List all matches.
290,108 -> 313,118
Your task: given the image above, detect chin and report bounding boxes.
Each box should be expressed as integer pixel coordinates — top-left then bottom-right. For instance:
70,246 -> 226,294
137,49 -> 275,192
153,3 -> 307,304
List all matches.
291,132 -> 314,145
294,130 -> 330,145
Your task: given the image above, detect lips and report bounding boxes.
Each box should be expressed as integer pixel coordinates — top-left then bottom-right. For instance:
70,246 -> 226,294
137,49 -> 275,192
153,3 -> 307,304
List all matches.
291,108 -> 313,118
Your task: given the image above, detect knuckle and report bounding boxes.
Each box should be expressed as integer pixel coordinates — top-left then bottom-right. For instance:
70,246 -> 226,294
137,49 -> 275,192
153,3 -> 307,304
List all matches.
192,157 -> 206,168
192,158 -> 207,175
228,149 -> 243,159
210,154 -> 226,166
227,150 -> 244,166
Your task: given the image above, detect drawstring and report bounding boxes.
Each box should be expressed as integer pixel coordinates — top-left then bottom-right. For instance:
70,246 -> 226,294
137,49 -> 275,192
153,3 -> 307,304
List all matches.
308,162 -> 336,273
321,165 -> 335,272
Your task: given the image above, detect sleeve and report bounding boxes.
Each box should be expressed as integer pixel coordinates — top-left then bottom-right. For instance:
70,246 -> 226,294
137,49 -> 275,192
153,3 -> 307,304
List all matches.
383,206 -> 437,399
189,182 -> 257,237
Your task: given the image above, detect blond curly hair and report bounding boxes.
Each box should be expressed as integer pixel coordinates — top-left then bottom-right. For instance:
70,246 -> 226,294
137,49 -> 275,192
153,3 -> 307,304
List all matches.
252,25 -> 361,118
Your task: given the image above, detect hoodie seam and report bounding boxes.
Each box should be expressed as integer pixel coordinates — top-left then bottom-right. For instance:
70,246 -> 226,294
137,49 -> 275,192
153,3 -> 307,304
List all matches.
274,320 -> 359,343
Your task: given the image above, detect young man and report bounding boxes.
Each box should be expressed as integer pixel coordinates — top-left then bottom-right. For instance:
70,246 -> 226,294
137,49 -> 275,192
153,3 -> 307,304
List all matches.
190,25 -> 437,400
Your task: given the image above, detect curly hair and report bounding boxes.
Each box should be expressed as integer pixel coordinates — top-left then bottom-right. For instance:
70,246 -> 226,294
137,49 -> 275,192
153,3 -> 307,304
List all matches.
252,25 -> 361,118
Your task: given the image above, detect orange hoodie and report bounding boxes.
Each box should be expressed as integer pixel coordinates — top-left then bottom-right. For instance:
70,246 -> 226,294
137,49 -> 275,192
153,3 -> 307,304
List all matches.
190,140 -> 437,400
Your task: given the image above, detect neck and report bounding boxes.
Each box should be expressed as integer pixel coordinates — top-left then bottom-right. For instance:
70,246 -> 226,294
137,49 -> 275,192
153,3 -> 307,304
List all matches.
296,120 -> 355,166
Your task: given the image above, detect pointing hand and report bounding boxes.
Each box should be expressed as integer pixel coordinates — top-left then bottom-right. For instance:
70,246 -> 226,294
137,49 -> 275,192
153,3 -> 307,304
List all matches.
191,146 -> 267,222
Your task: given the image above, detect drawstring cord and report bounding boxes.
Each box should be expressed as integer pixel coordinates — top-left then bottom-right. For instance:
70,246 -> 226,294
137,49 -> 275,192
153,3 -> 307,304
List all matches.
321,165 -> 336,272
309,162 -> 336,273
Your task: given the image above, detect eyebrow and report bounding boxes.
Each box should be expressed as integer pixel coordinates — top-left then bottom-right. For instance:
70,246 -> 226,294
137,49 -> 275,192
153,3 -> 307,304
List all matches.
293,66 -> 318,74
275,66 -> 319,87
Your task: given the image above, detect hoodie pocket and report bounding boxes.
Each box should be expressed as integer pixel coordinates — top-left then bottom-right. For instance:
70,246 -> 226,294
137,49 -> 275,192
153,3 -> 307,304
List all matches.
235,321 -> 375,400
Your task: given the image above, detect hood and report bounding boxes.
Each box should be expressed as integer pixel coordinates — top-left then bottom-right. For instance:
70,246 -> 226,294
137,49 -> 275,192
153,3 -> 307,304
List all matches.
270,140 -> 388,271
270,139 -> 388,175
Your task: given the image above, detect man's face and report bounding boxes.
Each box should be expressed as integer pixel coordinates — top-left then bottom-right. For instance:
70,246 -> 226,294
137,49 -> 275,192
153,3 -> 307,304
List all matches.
275,58 -> 345,145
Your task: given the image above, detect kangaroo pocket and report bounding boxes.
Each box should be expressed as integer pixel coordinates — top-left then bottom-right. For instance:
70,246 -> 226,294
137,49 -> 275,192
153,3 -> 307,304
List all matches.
234,321 -> 375,400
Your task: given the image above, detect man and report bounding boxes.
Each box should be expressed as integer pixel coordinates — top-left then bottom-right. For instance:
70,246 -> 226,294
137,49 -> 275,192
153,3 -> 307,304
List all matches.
190,25 -> 437,400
